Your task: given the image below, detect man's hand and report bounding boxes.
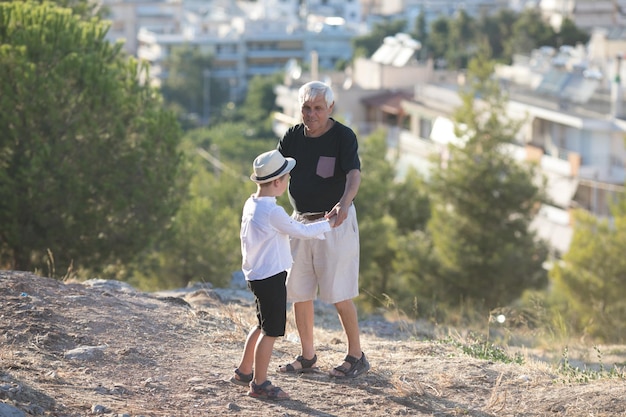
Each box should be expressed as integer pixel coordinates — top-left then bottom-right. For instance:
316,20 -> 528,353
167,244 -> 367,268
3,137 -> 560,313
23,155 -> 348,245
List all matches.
326,203 -> 347,227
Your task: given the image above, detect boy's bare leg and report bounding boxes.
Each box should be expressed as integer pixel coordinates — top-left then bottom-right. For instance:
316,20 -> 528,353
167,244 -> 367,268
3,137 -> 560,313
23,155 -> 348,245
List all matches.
236,326 -> 260,376
253,334 -> 276,385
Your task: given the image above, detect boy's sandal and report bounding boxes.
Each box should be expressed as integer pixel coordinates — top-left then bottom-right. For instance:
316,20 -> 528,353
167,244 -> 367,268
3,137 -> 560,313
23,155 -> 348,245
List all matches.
230,368 -> 253,386
330,352 -> 370,378
248,380 -> 290,400
278,354 -> 318,373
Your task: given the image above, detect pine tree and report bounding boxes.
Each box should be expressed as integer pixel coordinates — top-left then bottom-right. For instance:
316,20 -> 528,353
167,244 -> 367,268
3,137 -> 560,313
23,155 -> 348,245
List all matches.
0,2 -> 186,275
551,200 -> 626,342
428,57 -> 549,310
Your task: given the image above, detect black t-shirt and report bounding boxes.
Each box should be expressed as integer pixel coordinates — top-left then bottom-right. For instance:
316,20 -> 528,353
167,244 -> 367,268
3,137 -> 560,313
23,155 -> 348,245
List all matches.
278,119 -> 361,213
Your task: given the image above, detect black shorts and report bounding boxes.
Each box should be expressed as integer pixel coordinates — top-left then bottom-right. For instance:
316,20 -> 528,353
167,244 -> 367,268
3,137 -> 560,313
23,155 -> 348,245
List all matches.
248,271 -> 287,337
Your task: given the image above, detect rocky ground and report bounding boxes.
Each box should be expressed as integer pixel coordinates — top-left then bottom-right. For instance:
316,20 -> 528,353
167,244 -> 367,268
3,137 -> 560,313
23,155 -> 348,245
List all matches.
1,270 -> 625,417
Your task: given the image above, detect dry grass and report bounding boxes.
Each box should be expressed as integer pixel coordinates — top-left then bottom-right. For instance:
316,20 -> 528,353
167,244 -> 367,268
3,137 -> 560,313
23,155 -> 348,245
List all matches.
1,270 -> 625,417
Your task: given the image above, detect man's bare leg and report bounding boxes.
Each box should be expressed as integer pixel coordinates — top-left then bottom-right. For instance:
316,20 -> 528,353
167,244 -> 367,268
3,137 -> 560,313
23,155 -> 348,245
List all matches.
329,299 -> 363,376
278,300 -> 316,371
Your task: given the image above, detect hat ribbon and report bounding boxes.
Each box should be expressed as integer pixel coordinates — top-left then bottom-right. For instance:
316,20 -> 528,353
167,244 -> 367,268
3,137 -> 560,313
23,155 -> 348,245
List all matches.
255,160 -> 288,181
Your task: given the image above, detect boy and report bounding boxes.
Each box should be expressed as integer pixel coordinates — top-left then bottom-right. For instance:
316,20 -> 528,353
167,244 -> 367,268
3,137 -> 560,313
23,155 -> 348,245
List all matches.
231,150 -> 334,400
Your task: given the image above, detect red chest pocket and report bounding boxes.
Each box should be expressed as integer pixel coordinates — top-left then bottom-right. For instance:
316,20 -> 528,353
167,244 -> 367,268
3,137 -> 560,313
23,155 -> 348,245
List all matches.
316,156 -> 335,178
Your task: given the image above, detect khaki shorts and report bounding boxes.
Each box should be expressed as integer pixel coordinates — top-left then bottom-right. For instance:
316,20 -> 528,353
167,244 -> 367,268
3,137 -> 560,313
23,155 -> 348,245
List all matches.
287,205 -> 360,304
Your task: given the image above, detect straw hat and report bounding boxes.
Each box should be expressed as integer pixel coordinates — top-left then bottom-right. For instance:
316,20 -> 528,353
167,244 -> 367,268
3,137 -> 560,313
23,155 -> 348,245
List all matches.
250,150 -> 296,184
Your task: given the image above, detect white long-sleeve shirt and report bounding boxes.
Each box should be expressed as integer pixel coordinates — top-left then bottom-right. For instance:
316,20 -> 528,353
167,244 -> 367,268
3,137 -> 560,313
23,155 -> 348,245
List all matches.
240,195 -> 331,281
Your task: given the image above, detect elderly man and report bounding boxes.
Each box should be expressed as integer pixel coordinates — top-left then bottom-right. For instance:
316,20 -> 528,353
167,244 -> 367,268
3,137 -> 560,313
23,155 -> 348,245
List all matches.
277,80 -> 369,378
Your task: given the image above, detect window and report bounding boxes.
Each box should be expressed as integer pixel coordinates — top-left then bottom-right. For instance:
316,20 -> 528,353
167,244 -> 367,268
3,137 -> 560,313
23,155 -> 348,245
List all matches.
419,117 -> 432,140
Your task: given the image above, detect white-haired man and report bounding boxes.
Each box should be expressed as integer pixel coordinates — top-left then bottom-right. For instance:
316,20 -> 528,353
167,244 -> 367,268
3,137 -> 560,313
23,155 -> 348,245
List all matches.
278,80 -> 369,378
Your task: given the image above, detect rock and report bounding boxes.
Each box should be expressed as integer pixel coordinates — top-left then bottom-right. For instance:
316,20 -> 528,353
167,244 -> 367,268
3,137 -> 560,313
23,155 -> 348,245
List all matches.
90,404 -> 107,414
155,296 -> 191,308
230,270 -> 246,289
64,345 -> 107,360
0,403 -> 26,417
226,403 -> 241,411
82,279 -> 136,293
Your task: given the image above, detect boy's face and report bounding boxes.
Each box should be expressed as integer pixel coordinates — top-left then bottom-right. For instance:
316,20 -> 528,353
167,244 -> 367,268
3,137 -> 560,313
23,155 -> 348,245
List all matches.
276,174 -> 289,195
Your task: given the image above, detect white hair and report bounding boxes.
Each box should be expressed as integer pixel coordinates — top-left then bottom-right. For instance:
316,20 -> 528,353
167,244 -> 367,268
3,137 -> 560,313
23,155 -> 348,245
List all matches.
298,81 -> 334,107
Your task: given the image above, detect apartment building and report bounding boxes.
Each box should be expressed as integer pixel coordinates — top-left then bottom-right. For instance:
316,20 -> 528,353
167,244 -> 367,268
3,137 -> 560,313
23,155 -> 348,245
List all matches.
133,0 -> 358,102
539,0 -> 626,31
101,0 -> 185,56
360,0 -> 509,18
396,45 -> 626,254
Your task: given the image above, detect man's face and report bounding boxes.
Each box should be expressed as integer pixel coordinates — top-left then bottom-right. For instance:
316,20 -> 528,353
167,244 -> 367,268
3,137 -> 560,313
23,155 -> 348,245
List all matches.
301,94 -> 333,135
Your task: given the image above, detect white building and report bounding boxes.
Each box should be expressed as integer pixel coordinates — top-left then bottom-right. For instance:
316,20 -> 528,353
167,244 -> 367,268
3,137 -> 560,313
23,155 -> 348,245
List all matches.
101,0 -> 185,56
397,44 -> 626,254
360,0 -> 509,17
538,0 -> 626,31
132,0 -> 358,102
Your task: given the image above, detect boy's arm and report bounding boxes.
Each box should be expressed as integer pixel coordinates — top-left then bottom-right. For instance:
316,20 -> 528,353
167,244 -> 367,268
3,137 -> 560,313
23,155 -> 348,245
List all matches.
270,207 -> 331,239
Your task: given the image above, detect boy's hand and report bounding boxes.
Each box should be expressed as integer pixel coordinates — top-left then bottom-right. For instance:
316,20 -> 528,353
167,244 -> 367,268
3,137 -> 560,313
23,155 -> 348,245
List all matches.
326,212 -> 337,228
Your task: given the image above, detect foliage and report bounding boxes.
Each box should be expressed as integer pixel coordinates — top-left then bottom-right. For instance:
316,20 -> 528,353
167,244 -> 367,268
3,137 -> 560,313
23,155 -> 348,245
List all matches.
411,8 -> 428,59
427,16 -> 450,66
422,8 -> 587,68
442,333 -> 525,365
388,169 -> 430,234
557,346 -> 626,383
477,8 -> 518,63
184,122 -> 276,173
391,230 -> 443,312
446,10 -> 476,69
359,214 -> 400,305
382,166 -> 435,316
355,129 -> 399,306
550,201 -> 626,343
427,56 -> 548,311
505,9 -> 556,56
234,74 -> 283,131
130,167 -> 250,290
355,129 -> 437,312
355,129 -> 396,221
0,0 -> 104,19
351,19 -> 407,59
160,45 -> 227,127
515,288 -> 574,345
557,17 -> 590,47
0,1 -> 186,276
128,123 -> 276,289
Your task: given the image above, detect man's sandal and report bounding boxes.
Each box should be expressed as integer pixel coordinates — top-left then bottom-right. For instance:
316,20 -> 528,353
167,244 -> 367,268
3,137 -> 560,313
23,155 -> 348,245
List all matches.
330,352 -> 370,378
229,368 -> 253,386
248,380 -> 290,400
277,354 -> 318,373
